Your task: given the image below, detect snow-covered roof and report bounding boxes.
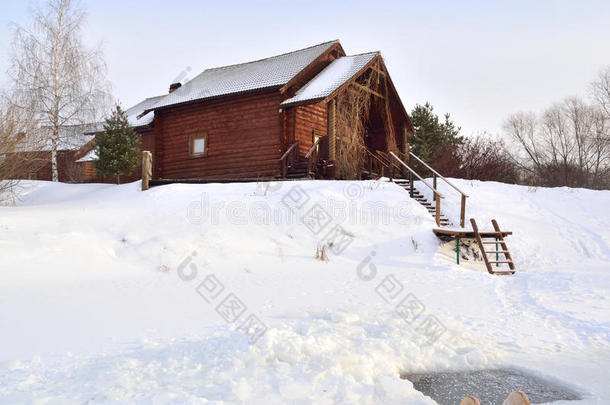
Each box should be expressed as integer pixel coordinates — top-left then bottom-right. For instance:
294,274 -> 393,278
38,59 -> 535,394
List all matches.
280,52 -> 379,107
16,124 -> 97,152
144,40 -> 339,113
126,95 -> 165,127
75,148 -> 98,163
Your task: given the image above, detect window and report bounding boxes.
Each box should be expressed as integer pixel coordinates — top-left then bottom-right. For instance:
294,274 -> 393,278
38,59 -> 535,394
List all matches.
189,133 -> 208,158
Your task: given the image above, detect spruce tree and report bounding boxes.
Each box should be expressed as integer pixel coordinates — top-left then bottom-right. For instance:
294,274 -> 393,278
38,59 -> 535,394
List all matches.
410,102 -> 462,164
94,105 -> 141,184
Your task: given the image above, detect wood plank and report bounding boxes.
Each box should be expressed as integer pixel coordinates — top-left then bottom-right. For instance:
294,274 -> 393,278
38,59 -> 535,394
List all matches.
351,82 -> 384,98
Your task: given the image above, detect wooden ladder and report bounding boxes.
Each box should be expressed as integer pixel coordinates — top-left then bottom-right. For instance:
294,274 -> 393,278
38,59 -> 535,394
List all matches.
470,218 -> 516,275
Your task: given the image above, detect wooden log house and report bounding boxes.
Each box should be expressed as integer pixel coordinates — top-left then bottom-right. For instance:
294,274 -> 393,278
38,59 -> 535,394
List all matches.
136,40 -> 414,181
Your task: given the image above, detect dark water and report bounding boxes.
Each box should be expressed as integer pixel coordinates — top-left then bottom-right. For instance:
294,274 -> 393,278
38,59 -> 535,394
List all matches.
402,369 -> 581,405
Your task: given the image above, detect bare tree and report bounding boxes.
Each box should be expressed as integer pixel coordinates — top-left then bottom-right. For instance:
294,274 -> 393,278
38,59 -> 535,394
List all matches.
0,93 -> 46,201
504,96 -> 610,189
503,111 -> 543,177
590,108 -> 610,187
591,66 -> 610,119
7,0 -> 110,182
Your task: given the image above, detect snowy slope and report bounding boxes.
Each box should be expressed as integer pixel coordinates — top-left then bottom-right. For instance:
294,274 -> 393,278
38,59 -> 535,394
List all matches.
0,179 -> 609,404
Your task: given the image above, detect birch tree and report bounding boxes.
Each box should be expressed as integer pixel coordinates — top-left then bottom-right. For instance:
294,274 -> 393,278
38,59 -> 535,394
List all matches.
8,0 -> 110,181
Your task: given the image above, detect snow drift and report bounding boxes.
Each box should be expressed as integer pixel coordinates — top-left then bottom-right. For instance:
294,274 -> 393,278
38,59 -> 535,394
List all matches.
0,179 -> 609,404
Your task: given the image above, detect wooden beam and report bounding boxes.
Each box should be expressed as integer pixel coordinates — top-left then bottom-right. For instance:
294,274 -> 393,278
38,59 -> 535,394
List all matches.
328,99 -> 336,162
351,82 -> 384,99
370,63 -> 386,76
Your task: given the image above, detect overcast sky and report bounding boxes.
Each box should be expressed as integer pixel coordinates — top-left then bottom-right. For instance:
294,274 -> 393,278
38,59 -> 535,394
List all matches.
1,0 -> 609,136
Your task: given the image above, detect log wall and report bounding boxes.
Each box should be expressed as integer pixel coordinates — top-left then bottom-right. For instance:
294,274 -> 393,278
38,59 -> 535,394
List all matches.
154,90 -> 283,179
292,101 -> 328,157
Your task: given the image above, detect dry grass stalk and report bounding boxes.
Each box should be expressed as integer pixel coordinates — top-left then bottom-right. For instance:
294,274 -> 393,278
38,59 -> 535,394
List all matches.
315,244 -> 328,262
334,62 -> 400,179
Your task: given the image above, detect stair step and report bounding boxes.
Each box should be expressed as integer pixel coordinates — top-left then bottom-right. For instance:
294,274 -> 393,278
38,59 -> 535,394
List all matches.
491,271 -> 516,275
488,260 -> 513,264
481,240 -> 504,244
485,250 -> 510,254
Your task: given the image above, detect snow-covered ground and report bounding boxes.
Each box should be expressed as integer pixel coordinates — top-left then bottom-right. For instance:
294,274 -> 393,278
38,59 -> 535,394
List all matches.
0,179 -> 609,404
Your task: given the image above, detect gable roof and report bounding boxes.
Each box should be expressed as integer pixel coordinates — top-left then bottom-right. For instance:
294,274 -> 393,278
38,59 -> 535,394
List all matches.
75,148 -> 98,163
280,52 -> 379,107
126,95 -> 165,127
16,124 -> 98,153
142,40 -> 340,116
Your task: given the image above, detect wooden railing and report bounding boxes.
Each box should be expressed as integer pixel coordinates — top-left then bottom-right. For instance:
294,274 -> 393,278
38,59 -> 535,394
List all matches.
279,141 -> 299,178
305,137 -> 321,175
389,151 -> 445,227
375,150 -> 391,167
408,151 -> 469,227
363,148 -> 388,178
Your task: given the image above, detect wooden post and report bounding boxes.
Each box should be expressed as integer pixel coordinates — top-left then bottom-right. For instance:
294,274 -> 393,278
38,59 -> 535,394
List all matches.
435,194 -> 441,227
433,174 -> 437,201
402,127 -> 408,178
409,172 -> 414,197
460,194 -> 466,228
328,99 -> 336,162
389,154 -> 394,181
471,218 -> 492,273
141,151 -> 152,191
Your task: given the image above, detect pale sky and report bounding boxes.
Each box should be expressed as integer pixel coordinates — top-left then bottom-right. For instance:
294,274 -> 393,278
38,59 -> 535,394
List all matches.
1,0 -> 609,137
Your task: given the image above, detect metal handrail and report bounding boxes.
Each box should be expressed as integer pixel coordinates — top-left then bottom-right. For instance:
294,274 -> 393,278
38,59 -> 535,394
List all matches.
389,152 -> 444,198
305,138 -> 321,159
409,151 -> 469,197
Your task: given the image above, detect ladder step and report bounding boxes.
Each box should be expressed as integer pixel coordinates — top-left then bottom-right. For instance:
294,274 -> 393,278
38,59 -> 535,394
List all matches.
488,260 -> 513,264
481,241 -> 504,244
485,250 -> 510,254
491,271 -> 516,275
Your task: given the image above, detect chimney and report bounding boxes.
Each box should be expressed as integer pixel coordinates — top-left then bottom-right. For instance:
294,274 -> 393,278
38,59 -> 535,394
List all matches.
169,82 -> 182,93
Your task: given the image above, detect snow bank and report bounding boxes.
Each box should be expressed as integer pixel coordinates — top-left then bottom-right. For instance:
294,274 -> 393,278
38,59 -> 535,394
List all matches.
0,179 -> 608,403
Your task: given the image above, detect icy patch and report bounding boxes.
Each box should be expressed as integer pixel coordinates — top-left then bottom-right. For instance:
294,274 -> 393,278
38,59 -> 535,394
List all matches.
402,368 -> 582,405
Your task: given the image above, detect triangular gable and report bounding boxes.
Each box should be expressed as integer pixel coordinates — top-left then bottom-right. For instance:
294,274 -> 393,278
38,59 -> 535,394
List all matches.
280,52 -> 379,107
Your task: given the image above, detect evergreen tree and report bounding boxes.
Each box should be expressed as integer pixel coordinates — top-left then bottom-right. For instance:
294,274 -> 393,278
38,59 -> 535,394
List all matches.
409,102 -> 462,164
94,105 -> 141,184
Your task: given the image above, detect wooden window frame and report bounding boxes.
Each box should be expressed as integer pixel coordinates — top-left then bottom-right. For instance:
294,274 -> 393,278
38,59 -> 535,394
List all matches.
189,133 -> 208,158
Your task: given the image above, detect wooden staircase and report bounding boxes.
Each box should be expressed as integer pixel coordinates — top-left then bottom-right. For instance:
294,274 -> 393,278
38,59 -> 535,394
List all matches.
279,138 -> 323,180
393,179 -> 451,227
284,159 -> 315,179
386,151 -> 468,228
470,218 -> 516,275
